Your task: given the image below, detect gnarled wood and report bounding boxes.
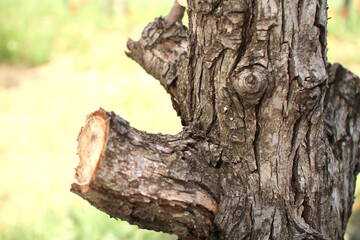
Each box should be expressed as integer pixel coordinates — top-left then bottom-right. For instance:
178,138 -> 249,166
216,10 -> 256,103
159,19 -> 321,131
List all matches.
72,1 -> 360,239
126,1 -> 191,125
71,108 -> 221,239
324,63 -> 360,229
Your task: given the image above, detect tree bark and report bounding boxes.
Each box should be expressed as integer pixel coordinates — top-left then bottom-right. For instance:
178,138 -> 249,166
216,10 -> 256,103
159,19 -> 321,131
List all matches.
71,1 -> 360,239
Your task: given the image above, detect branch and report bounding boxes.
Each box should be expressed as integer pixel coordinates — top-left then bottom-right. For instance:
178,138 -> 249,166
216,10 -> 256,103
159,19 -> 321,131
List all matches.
125,1 -> 192,124
324,63 -> 360,224
71,109 -> 221,239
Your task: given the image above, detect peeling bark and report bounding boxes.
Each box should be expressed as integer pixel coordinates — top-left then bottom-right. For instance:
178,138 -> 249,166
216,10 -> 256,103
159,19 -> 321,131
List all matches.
71,1 -> 360,239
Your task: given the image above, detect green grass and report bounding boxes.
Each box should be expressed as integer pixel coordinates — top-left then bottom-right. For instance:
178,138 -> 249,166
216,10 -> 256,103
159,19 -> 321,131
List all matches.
0,204 -> 176,240
0,0 -> 174,66
0,0 -> 66,65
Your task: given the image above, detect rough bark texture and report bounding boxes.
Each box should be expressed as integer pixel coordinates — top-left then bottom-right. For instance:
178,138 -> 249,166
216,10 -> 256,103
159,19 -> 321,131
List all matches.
72,109 -> 221,239
71,1 -> 360,239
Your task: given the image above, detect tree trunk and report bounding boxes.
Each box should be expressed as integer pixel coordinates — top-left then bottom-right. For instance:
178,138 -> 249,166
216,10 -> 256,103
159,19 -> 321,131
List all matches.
71,1 -> 360,239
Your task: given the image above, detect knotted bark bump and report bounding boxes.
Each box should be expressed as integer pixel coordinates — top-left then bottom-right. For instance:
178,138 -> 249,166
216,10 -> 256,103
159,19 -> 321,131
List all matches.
232,65 -> 270,105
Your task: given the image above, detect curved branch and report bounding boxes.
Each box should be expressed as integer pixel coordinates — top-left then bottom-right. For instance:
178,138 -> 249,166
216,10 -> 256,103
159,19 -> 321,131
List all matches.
126,2 -> 191,123
71,109 -> 221,239
325,63 -> 360,224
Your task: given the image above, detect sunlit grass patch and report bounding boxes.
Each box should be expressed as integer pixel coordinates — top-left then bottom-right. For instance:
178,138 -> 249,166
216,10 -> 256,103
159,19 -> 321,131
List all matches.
0,203 -> 177,240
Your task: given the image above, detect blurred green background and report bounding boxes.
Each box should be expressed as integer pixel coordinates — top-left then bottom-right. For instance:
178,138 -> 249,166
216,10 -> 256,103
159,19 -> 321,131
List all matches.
0,0 -> 359,239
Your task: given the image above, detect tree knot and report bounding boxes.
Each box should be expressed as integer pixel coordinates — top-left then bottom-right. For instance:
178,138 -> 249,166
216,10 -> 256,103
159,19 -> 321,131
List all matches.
232,65 -> 271,105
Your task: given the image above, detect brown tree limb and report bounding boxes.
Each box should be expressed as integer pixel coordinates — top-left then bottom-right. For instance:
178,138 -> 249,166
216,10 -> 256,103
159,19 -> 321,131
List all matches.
164,0 -> 186,23
324,63 -> 360,226
125,1 -> 192,124
71,109 -> 221,239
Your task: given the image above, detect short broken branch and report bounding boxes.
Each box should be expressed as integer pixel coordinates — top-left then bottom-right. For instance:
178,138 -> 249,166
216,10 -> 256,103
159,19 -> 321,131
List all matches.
125,0 -> 187,87
164,1 -> 186,23
71,109 -> 220,239
125,1 -> 191,123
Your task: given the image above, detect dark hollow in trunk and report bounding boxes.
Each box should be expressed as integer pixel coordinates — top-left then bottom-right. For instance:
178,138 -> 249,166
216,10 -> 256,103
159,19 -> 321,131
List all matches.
71,1 -> 360,239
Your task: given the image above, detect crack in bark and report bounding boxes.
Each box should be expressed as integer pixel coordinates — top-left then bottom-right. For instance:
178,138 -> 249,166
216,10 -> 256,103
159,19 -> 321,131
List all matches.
229,6 -> 253,76
253,96 -> 264,190
269,208 -> 277,240
314,1 -> 327,62
297,0 -> 304,26
305,122 -> 312,171
281,0 -> 286,43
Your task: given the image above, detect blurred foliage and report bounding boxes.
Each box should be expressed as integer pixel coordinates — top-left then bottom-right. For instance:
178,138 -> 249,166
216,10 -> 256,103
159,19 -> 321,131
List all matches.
328,0 -> 360,42
0,206 -> 176,240
328,0 -> 360,77
0,0 -> 174,66
0,0 -> 359,240
0,0 -> 62,65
